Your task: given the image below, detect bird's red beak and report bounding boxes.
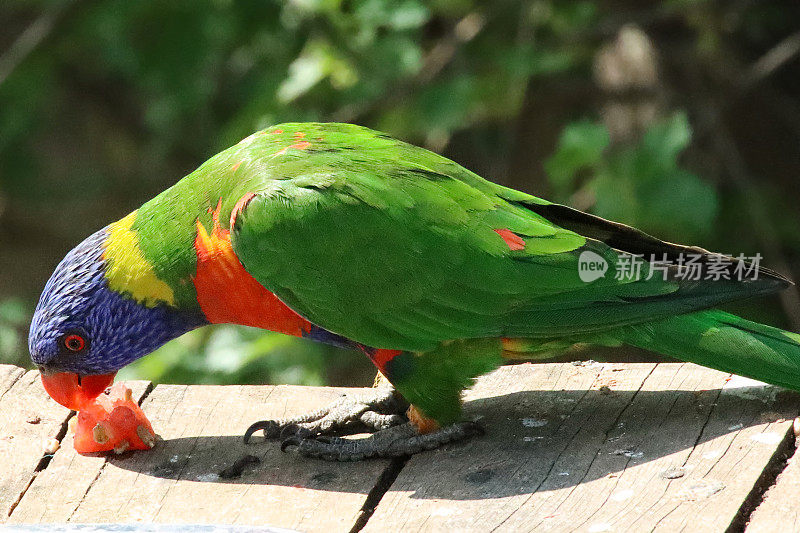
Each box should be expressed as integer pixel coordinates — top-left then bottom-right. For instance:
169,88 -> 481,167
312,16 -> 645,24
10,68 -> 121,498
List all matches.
40,371 -> 117,411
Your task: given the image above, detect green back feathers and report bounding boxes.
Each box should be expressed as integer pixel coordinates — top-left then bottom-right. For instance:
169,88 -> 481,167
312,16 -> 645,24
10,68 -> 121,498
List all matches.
105,122 -> 435,309
229,125 -> 784,352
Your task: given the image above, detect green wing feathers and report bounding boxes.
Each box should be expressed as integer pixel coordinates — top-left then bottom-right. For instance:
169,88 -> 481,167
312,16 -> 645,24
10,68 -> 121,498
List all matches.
231,123 -> 786,351
225,122 -> 797,421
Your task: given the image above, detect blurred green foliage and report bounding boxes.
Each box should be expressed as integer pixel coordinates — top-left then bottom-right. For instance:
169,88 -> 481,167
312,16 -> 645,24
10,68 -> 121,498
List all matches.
1,0 -> 799,385
546,113 -> 718,241
0,297 -> 29,368
117,325 -> 373,386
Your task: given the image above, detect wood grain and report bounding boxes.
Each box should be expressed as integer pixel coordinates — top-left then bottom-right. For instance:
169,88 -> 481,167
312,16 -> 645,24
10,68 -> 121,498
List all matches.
0,366 -> 72,521
3,363 -> 799,532
746,436 -> 800,532
0,364 -> 25,401
362,363 -> 800,533
15,382 -> 393,532
8,379 -> 151,523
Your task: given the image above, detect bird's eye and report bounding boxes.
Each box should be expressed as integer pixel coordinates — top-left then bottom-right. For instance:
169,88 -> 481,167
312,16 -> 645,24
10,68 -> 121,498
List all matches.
63,333 -> 86,352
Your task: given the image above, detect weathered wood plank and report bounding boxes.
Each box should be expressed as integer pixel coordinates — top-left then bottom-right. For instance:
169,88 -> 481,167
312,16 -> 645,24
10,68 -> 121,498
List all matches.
15,383 -> 392,532
746,437 -> 800,532
0,366 -> 73,521
362,362 -> 800,533
4,526 -> 293,533
8,380 -> 151,523
630,373 -> 797,533
6,363 -> 798,531
0,364 -> 25,401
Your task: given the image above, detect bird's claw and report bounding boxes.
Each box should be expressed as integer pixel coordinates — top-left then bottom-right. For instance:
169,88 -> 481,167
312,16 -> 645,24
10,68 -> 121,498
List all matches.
243,420 -> 277,443
278,421 -> 484,461
245,386 -> 483,460
244,386 -> 408,444
280,435 -> 302,452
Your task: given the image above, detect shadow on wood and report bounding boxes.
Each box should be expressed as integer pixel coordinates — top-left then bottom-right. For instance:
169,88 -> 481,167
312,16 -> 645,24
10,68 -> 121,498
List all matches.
5,363 -> 800,531
106,384 -> 799,498
362,362 -> 800,532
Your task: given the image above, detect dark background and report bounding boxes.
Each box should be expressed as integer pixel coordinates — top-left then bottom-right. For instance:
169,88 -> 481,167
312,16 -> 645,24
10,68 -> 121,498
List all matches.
1,0 -> 799,386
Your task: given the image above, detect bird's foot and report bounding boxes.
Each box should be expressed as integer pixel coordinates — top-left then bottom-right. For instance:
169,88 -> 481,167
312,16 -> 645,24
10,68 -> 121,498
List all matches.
243,386 -> 408,444
281,420 -> 484,461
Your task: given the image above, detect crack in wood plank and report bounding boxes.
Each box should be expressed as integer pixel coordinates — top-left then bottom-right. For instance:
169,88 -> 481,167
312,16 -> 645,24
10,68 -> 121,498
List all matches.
7,379 -> 152,523
637,380 -> 729,530
6,409 -> 77,519
630,373 -> 799,532
0,367 -> 75,522
746,429 -> 800,531
499,364 -> 657,532
361,363 -> 800,533
32,383 -> 395,532
559,364 -> 660,533
729,427 -> 795,531
0,365 -> 25,404
5,363 -> 800,532
349,457 -> 408,533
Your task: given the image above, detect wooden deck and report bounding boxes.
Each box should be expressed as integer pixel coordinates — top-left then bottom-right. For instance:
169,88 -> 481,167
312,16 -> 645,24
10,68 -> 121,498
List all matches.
2,361 -> 800,532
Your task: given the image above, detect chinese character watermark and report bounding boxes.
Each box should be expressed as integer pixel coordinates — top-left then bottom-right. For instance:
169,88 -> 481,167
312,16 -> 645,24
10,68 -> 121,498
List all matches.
577,252 -> 764,283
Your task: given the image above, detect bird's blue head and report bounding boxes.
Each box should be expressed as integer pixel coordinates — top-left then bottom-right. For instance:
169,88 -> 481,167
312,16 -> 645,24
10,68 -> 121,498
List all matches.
29,223 -> 206,408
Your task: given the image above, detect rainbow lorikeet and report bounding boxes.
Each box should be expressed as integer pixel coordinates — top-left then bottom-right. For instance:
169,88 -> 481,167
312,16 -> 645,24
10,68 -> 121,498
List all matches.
29,122 -> 800,460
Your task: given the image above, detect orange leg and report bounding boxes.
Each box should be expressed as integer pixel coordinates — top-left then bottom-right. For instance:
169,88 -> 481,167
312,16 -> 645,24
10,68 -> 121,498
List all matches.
407,404 -> 440,434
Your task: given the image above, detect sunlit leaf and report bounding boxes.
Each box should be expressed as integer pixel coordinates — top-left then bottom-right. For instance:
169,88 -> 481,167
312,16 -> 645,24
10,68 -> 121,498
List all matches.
545,120 -> 609,190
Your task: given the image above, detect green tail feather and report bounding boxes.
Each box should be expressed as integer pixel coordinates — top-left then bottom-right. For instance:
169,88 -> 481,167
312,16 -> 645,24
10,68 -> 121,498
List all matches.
618,310 -> 800,390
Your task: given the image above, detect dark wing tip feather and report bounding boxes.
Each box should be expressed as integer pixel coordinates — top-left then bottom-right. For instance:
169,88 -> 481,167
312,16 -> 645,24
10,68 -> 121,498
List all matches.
519,200 -> 793,296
